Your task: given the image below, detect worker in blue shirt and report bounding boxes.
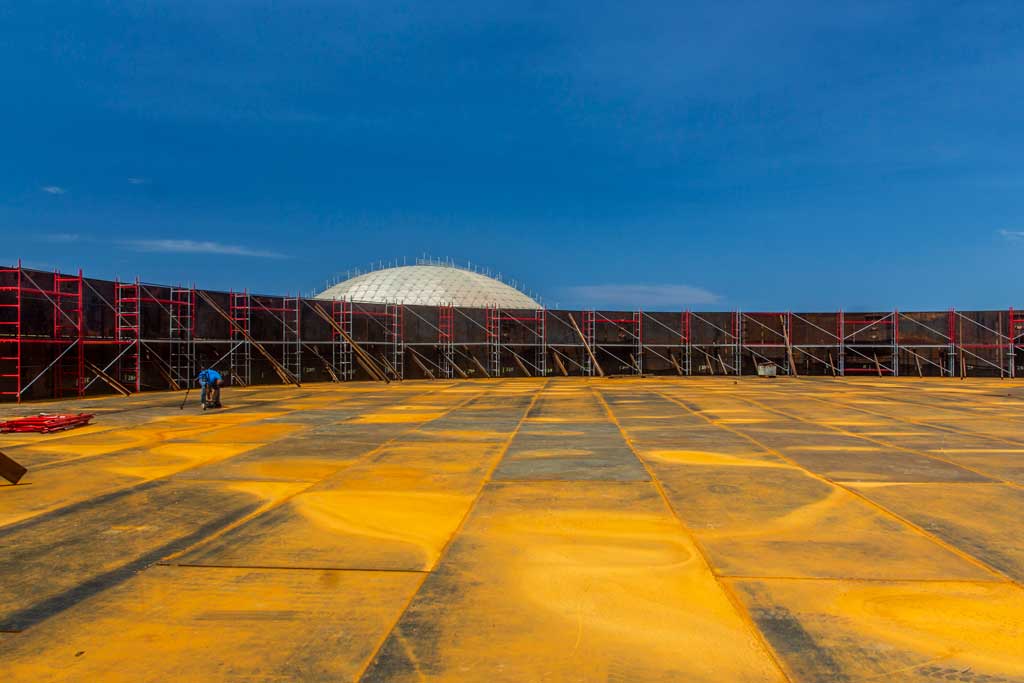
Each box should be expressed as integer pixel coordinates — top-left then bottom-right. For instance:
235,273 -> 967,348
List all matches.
197,368 -> 224,409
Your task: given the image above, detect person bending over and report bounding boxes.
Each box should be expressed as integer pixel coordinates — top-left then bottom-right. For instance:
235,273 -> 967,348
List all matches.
197,368 -> 224,409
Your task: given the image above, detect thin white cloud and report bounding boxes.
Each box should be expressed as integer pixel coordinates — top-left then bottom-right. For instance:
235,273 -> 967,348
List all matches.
120,239 -> 287,258
999,229 -> 1024,240
127,177 -> 149,185
564,283 -> 722,308
43,233 -> 81,243
41,186 -> 66,195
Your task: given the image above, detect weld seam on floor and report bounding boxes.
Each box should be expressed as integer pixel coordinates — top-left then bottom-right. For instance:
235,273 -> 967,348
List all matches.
0,502 -> 264,631
157,385 -> 503,565
592,386 -> 797,683
655,389 -> 1016,586
162,563 -> 430,573
353,379 -> 549,683
0,384 -> 472,534
807,392 -> 1024,458
735,392 -> 1023,492
716,574 -> 1009,583
0,479 -> 165,536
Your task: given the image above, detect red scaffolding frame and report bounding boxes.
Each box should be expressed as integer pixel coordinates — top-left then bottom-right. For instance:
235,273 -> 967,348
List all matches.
114,278 -> 141,393
0,263 -> 100,402
169,286 -> 196,389
249,293 -> 302,382
0,261 -> 23,400
1011,308 -> 1024,378
54,269 -> 85,397
229,290 -> 252,386
7,258 -> 1024,398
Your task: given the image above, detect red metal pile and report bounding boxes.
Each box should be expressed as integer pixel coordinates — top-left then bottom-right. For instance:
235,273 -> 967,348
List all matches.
0,413 -> 95,433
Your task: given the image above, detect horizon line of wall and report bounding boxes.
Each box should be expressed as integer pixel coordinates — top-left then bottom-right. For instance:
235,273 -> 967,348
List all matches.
2,263 -> 1023,401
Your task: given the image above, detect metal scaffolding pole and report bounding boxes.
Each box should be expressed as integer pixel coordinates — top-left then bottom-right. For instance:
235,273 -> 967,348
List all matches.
114,277 -> 140,393
386,302 -> 404,380
170,286 -> 196,389
439,303 -> 455,379
331,299 -> 354,380
229,289 -> 252,386
0,260 -> 22,401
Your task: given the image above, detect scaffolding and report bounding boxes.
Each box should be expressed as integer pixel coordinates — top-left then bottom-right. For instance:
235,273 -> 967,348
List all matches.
438,303 -> 455,379
689,311 -> 740,375
486,305 -> 501,377
894,309 -> 953,377
486,306 -> 546,377
0,263 -> 106,402
249,293 -> 302,383
638,311 -> 688,376
283,296 -> 301,381
841,310 -> 897,376
679,311 -> 692,375
581,310 -> 597,376
331,299 -> 354,380
535,309 -> 547,377
1012,308 -> 1024,378
114,278 -> 141,393
40,268 -> 86,398
740,312 -> 792,375
791,312 -> 841,376
5,260 -> 1024,401
169,287 -> 196,389
587,311 -> 642,375
386,303 -> 404,380
0,261 -> 22,400
950,308 -> 1013,378
350,301 -> 400,380
229,290 -> 252,386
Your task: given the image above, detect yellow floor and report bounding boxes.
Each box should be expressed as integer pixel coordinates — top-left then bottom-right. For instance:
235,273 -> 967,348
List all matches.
2,377 -> 1023,682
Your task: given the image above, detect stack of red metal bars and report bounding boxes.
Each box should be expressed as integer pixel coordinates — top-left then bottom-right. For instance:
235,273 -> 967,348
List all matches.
0,413 -> 94,433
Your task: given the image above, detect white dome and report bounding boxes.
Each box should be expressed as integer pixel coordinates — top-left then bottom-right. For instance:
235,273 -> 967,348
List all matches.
316,265 -> 541,309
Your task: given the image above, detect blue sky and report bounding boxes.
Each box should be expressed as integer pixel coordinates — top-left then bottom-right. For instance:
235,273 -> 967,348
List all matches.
2,1 -> 1022,310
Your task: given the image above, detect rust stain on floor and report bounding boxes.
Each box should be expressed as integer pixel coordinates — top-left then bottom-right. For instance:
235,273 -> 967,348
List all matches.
2,377 -> 1024,682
